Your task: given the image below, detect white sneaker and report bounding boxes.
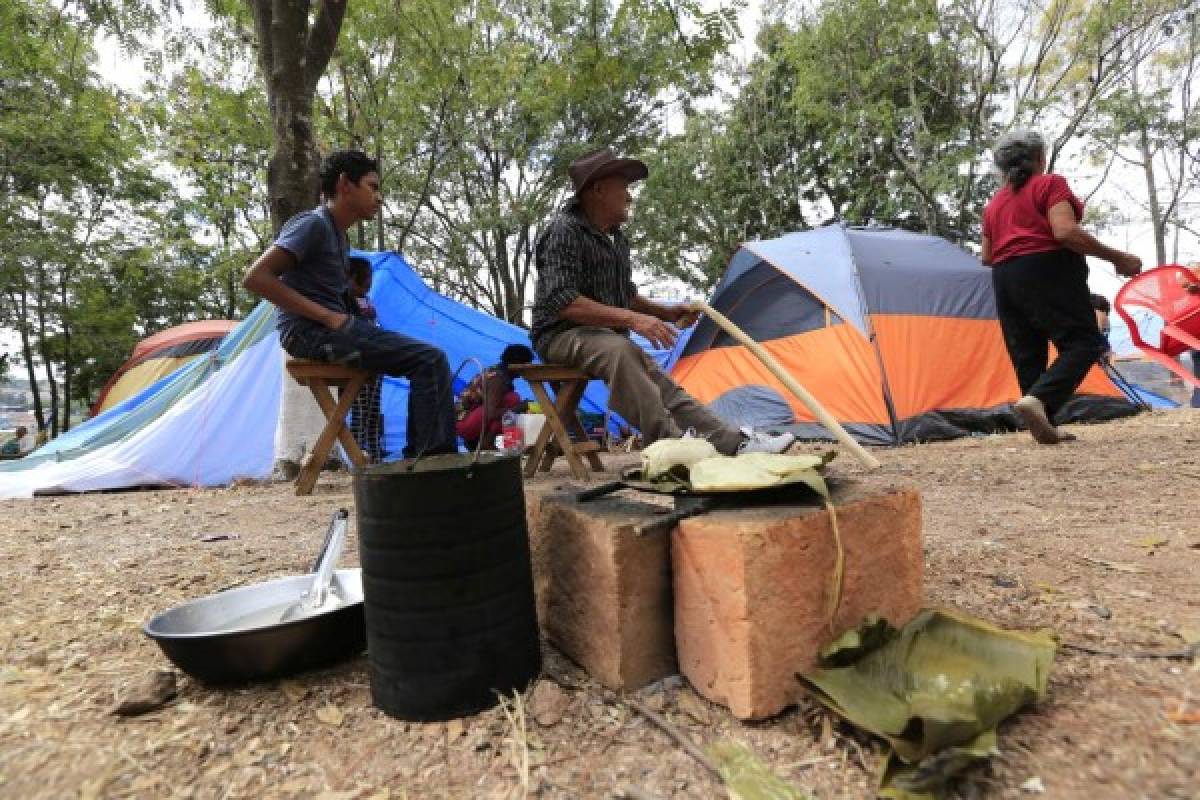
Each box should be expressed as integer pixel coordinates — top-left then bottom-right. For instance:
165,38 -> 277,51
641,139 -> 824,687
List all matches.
1013,395 -> 1061,445
736,427 -> 796,455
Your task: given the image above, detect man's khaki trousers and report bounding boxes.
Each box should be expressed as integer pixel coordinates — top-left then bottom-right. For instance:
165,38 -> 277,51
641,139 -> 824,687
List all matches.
538,326 -> 743,454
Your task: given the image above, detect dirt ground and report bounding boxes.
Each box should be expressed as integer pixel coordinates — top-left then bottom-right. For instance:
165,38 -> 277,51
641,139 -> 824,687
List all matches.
1,410 -> 1198,800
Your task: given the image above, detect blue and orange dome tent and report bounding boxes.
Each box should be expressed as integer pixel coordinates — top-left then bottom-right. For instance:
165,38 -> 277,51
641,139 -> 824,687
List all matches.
670,225 -> 1137,445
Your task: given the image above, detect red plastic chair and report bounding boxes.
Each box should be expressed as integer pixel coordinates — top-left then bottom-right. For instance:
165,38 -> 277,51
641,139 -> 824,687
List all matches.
1114,264 -> 1200,389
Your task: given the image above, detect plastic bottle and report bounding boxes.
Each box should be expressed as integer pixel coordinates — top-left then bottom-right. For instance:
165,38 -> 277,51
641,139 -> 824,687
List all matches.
501,410 -> 524,454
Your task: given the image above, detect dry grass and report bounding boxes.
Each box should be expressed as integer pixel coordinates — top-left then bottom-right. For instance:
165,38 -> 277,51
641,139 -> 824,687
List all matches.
0,410 -> 1198,798
497,692 -> 532,800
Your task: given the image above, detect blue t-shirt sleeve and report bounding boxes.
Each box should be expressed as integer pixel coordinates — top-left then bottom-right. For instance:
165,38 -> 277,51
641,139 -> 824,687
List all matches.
274,212 -> 324,262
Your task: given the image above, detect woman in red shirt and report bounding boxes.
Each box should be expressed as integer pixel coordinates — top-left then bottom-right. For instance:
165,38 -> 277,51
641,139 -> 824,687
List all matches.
981,131 -> 1142,444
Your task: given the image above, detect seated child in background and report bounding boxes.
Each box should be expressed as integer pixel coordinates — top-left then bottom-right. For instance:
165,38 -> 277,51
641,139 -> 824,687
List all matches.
456,344 -> 535,451
345,257 -> 385,461
1,426 -> 27,456
1089,292 -> 1111,337
1089,293 -> 1113,363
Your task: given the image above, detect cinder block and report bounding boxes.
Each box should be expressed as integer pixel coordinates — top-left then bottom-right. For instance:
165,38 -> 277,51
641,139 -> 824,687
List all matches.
672,484 -> 923,719
526,488 -> 677,689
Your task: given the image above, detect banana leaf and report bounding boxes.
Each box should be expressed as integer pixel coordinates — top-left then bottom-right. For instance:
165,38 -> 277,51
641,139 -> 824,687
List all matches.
634,449 -> 836,495
797,609 -> 1056,799
707,740 -> 813,800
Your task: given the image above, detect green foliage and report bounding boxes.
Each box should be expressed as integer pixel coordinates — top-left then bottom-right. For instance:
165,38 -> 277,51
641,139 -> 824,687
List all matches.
1076,2 -> 1200,263
637,0 -> 997,288
0,0 -> 184,429
777,0 -> 978,228
319,0 -> 737,321
147,19 -> 272,318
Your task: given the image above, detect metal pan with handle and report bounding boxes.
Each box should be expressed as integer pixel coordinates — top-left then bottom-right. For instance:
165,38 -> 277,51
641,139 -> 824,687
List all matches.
143,510 -> 365,684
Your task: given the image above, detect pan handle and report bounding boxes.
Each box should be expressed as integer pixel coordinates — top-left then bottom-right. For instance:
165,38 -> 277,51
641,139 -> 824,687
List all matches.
311,509 -> 350,573
576,481 -> 625,502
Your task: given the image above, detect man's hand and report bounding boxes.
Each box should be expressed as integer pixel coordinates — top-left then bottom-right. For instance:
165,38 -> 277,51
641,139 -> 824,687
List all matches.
1114,253 -> 1142,278
672,302 -> 704,329
325,310 -> 351,331
630,312 -> 679,349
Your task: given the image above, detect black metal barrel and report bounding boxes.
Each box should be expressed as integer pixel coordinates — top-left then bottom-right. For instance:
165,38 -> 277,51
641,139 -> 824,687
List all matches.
353,452 -> 541,720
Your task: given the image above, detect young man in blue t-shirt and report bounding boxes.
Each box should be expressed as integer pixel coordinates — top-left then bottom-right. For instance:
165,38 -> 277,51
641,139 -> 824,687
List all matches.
243,150 -> 457,458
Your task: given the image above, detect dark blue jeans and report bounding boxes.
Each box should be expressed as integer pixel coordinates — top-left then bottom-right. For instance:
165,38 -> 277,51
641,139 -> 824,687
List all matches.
282,318 -> 457,458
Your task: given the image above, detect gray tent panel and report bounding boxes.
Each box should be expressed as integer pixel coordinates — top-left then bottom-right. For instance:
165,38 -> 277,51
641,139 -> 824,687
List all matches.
681,261 -> 840,358
845,228 -> 996,320
707,385 -> 797,429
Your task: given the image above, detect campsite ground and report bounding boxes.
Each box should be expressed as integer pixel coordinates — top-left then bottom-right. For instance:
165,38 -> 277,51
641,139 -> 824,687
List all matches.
1,410 -> 1198,800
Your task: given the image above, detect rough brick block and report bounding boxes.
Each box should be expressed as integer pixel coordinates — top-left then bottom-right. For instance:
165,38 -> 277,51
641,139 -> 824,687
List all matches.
526,488 -> 676,689
672,483 -> 923,719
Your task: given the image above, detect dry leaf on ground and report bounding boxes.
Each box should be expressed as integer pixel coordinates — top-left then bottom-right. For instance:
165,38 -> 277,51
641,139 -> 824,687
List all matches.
1020,776 -> 1046,793
315,703 -> 345,727
1165,704 -> 1200,724
1131,536 -> 1169,550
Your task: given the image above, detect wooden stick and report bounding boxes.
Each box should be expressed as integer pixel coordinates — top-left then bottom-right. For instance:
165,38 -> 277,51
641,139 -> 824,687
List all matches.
695,302 -> 881,469
625,695 -> 720,777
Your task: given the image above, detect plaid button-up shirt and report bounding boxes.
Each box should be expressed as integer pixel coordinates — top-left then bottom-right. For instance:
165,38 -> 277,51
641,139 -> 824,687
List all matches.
530,201 -> 636,348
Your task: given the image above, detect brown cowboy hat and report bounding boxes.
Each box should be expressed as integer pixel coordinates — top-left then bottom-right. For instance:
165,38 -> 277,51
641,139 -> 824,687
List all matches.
569,147 -> 649,194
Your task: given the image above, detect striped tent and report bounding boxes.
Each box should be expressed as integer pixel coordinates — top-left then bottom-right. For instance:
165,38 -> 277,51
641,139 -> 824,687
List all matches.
671,225 -> 1137,445
92,320 -> 236,415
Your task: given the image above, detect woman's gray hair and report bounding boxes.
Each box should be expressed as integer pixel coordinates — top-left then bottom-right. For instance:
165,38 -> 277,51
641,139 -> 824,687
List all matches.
992,130 -> 1045,190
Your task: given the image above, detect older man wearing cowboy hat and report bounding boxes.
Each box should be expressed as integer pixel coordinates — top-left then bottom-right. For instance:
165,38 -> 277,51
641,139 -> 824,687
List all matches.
529,147 -> 795,455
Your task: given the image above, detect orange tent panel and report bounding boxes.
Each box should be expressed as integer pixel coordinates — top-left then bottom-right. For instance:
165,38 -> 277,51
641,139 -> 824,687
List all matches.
673,324 -> 892,425
870,315 -> 1120,419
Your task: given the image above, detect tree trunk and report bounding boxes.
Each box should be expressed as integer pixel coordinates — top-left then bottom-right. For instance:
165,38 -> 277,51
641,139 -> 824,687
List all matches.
248,0 -> 348,234
32,261 -> 59,438
375,136 -> 385,250
267,89 -> 320,233
247,0 -> 349,474
59,275 -> 72,432
1138,126 -> 1167,267
12,290 -> 44,431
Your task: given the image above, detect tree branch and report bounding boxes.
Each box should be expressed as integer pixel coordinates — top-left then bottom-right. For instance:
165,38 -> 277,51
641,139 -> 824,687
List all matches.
305,0 -> 348,94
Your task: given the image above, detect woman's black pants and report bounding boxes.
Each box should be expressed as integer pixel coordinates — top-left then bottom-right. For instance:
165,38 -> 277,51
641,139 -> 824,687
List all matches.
991,249 -> 1109,419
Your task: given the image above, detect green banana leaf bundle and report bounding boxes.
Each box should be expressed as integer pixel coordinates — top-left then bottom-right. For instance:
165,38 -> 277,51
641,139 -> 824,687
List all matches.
798,609 -> 1057,800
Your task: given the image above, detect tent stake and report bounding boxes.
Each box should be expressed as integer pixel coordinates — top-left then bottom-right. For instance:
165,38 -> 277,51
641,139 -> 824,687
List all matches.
693,302 -> 881,470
